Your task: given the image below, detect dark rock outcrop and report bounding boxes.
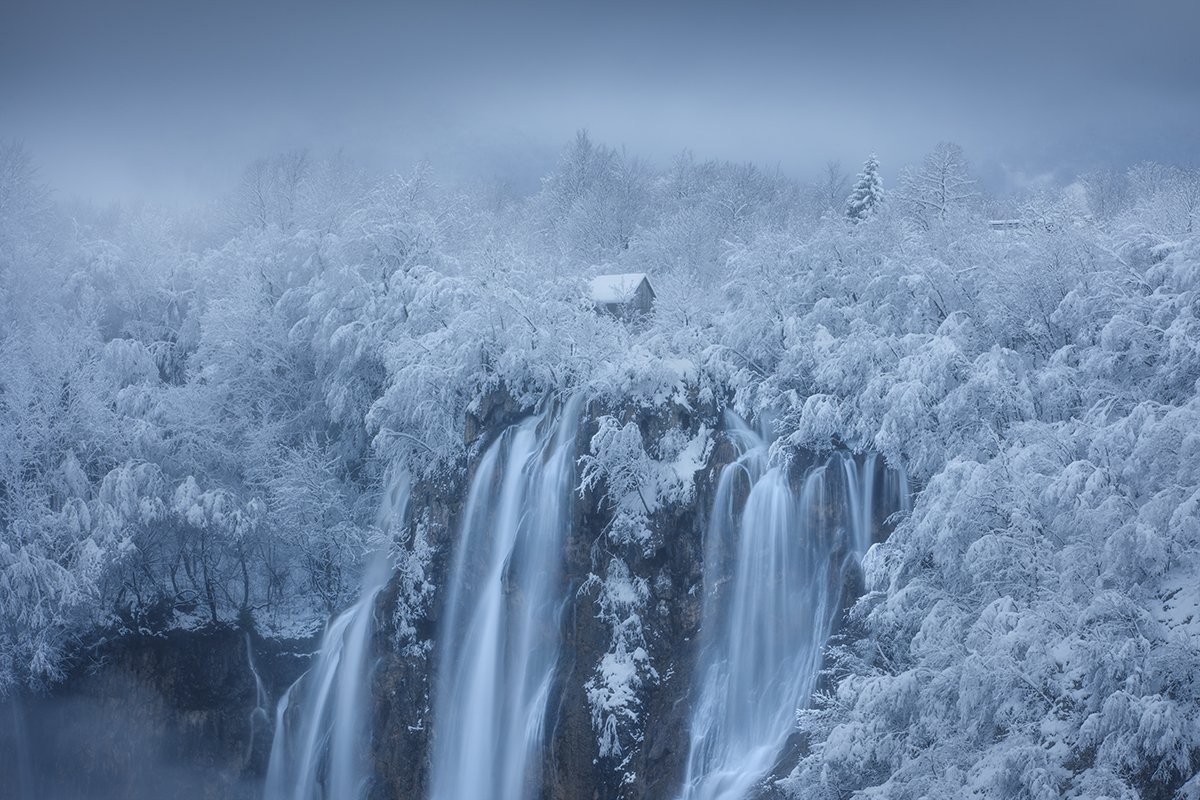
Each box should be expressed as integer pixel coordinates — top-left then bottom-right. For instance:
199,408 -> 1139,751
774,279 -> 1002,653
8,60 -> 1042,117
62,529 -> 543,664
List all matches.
0,626 -> 312,800
366,393 -> 729,800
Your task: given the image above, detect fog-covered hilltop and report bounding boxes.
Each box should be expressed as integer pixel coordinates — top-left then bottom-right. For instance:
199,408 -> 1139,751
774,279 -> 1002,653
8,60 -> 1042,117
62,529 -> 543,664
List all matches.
2,135 -> 1199,799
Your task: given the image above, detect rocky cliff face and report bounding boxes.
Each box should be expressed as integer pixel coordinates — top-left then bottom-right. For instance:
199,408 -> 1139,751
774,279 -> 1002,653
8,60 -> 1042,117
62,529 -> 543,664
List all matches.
368,395 -> 728,800
0,627 -> 312,800
545,399 -> 727,800
6,396 -> 887,800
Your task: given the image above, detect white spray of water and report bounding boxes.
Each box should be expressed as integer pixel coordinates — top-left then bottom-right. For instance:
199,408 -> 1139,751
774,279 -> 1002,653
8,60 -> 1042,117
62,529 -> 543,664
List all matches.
678,413 -> 910,800
263,469 -> 411,800
427,397 -> 582,800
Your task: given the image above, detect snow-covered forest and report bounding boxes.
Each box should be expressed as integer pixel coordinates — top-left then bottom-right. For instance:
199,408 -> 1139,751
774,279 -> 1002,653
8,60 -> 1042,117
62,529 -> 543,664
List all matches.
3,127 -> 1200,798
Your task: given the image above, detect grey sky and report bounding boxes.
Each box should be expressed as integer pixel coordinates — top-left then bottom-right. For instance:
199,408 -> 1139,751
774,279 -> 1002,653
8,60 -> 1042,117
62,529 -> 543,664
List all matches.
3,0 -> 1198,204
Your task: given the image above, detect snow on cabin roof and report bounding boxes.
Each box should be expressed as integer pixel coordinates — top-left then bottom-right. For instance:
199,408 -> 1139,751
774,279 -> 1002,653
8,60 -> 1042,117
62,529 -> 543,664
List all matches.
587,273 -> 652,305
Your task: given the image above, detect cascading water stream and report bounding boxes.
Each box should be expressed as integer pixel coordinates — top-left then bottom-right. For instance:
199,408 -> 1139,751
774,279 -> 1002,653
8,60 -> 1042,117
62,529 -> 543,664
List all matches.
678,413 -> 910,800
427,397 -> 582,800
263,470 -> 411,800
246,631 -> 271,763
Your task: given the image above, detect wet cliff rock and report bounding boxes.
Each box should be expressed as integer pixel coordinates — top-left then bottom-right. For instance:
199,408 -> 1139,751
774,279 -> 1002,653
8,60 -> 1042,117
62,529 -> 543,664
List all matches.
368,393 -> 729,800
0,626 -> 312,800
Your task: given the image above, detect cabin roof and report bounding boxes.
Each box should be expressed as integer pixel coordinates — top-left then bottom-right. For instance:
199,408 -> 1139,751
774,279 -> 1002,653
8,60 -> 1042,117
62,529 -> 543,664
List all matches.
587,273 -> 653,305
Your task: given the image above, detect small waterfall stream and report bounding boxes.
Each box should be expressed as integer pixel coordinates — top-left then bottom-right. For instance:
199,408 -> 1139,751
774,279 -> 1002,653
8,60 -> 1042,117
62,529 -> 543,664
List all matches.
678,414 -> 910,800
263,470 -> 411,800
427,397 -> 582,800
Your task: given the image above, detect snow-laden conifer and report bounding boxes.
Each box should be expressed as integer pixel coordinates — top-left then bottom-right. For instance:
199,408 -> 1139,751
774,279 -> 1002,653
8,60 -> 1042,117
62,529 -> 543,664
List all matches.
846,153 -> 884,221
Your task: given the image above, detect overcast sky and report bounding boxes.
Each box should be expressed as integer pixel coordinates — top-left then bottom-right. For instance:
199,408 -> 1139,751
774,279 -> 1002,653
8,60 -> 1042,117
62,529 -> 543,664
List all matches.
3,0 -> 1199,204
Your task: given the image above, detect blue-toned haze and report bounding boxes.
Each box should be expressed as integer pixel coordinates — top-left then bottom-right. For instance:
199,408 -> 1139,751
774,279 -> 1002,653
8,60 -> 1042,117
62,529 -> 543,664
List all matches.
2,0 -> 1198,202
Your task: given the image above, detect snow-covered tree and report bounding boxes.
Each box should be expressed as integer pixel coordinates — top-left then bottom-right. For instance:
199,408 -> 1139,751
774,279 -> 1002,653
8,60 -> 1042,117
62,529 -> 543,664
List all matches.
897,141 -> 978,226
845,154 -> 884,222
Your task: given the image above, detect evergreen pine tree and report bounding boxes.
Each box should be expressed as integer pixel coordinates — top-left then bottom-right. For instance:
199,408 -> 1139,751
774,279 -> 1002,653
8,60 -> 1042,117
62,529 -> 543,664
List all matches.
845,154 -> 884,222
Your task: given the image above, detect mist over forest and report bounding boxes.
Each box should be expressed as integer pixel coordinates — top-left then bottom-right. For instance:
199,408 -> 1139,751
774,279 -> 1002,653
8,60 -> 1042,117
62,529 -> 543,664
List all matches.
3,2 -> 1200,799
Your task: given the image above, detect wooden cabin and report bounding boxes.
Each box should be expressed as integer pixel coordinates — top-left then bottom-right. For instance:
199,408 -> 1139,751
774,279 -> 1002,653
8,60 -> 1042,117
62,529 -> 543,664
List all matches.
587,273 -> 656,322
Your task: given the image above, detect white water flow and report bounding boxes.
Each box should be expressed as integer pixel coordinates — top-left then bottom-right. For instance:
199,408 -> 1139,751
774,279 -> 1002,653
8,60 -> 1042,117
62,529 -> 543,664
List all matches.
428,397 -> 582,800
264,470 -> 411,800
679,414 -> 910,800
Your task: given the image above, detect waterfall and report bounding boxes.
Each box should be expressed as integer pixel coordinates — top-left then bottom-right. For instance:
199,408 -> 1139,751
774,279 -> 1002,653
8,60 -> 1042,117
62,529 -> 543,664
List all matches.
246,631 -> 271,764
428,397 -> 583,800
263,469 -> 411,800
678,413 -> 909,800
